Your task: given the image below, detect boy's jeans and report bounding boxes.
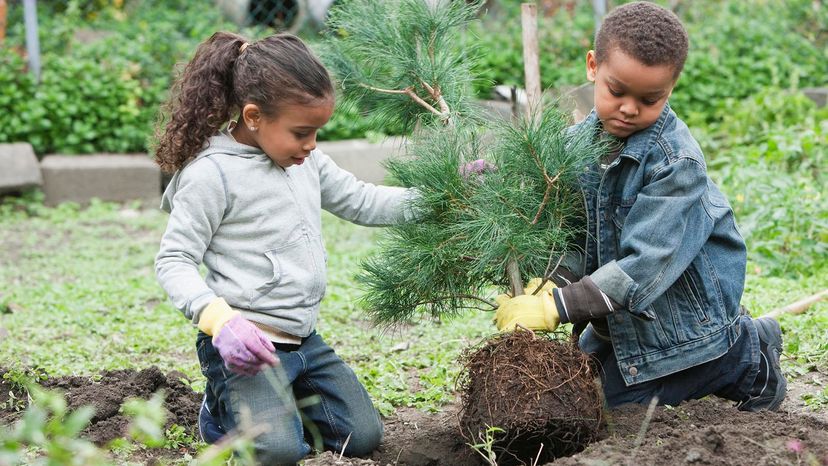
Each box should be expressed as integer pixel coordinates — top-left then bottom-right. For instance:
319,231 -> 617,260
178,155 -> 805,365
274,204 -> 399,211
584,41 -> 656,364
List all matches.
197,331 -> 383,465
580,315 -> 759,407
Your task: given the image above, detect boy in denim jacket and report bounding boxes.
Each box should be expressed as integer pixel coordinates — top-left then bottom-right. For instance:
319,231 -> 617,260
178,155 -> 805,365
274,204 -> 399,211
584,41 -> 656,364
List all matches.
495,1 -> 786,411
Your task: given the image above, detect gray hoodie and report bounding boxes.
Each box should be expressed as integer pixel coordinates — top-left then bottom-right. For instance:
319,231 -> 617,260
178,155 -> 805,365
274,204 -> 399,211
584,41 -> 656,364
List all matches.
155,133 -> 418,337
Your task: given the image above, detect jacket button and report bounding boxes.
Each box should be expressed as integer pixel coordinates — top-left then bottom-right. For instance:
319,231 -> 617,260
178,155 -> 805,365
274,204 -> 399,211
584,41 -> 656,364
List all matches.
629,366 -> 638,376
614,313 -> 623,323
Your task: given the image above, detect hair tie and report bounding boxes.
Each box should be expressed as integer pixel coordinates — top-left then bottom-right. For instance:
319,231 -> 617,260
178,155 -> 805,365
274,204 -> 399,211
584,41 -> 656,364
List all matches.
239,42 -> 250,54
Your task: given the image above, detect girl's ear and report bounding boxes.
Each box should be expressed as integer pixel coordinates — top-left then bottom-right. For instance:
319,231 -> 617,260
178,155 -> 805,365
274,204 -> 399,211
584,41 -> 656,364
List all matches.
586,50 -> 598,83
241,104 -> 262,131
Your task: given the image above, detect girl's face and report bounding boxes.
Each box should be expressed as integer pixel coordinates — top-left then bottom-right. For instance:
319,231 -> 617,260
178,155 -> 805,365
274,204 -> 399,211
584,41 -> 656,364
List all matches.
240,98 -> 334,168
587,49 -> 676,138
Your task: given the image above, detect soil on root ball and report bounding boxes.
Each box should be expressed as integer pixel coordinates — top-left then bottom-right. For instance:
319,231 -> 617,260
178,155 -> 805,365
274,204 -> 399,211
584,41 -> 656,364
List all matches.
457,330 -> 603,465
0,366 -> 201,447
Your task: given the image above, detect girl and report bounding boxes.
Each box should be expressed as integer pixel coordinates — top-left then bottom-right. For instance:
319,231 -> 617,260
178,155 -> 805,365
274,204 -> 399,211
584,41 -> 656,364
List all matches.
154,32 -> 418,464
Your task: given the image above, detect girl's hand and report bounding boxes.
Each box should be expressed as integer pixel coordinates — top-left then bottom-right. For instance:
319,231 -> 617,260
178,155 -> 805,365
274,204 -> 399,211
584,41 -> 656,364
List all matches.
213,315 -> 279,376
459,159 -> 497,180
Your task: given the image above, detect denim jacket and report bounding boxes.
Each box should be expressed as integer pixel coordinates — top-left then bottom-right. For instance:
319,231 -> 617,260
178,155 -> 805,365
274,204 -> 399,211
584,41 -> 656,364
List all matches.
568,103 -> 747,386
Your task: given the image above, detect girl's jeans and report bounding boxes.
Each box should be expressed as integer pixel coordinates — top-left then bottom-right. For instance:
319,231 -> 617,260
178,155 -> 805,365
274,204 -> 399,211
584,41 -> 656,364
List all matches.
197,331 -> 383,465
580,315 -> 760,407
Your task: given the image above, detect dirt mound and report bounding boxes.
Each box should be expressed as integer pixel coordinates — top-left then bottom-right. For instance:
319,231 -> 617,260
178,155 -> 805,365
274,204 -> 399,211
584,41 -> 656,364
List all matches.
457,331 -> 603,464
554,398 -> 828,466
0,366 -> 201,446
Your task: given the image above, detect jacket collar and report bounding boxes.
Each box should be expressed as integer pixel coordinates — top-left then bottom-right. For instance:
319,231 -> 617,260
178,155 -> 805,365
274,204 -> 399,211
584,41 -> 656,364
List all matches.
580,102 -> 674,162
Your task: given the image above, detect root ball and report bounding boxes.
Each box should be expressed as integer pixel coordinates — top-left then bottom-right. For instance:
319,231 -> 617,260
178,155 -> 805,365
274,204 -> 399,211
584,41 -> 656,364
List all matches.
458,330 -> 603,464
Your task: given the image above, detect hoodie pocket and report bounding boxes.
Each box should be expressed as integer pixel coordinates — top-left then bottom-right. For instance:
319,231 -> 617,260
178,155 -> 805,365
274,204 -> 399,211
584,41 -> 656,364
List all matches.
250,235 -> 325,307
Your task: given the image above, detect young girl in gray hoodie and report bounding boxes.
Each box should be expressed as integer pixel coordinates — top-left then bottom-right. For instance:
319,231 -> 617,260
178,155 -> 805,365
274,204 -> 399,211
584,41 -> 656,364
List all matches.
154,31 -> 418,464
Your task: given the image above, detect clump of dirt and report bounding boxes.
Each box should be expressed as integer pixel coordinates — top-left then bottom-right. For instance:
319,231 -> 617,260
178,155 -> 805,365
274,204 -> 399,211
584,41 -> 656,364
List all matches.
457,330 -> 603,465
0,366 -> 201,446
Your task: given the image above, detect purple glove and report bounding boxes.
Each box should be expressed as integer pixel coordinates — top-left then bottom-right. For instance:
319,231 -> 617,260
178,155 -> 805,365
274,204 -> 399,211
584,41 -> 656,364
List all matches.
459,159 -> 497,180
213,315 -> 279,376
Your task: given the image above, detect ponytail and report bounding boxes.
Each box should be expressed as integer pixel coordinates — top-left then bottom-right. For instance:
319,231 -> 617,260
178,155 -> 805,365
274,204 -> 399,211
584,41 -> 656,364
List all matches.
154,32 -> 333,173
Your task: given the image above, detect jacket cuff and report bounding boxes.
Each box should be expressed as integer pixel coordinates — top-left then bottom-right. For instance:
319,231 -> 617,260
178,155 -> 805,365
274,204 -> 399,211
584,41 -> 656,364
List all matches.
553,276 -> 620,324
196,297 -> 240,337
590,260 -> 635,309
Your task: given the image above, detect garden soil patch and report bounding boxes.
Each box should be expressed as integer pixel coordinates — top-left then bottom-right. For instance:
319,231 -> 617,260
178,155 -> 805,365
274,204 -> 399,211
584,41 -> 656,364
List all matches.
3,367 -> 827,465
0,366 -> 201,448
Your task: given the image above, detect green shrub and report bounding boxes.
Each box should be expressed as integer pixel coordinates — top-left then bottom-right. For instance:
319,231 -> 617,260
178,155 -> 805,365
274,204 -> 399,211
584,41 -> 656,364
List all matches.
705,89 -> 828,277
465,0 -> 827,123
672,0 -> 828,125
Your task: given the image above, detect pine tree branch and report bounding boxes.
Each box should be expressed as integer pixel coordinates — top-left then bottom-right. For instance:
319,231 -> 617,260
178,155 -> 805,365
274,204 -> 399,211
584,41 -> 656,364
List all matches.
359,83 -> 443,117
530,255 -> 564,295
531,173 -> 561,225
414,294 -> 498,311
419,79 -> 450,116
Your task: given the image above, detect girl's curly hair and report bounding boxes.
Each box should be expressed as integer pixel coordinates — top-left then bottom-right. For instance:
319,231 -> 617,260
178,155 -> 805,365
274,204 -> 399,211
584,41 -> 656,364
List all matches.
153,32 -> 334,173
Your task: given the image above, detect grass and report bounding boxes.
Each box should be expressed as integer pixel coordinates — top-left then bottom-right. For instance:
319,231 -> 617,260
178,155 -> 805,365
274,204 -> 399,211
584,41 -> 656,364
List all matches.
0,192 -> 825,418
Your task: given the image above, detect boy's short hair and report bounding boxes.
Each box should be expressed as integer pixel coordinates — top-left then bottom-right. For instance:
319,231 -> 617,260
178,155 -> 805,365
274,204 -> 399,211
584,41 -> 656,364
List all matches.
595,1 -> 689,79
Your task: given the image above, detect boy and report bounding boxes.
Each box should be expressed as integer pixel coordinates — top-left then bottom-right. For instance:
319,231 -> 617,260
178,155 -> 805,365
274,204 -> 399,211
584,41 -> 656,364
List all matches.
494,1 -> 786,411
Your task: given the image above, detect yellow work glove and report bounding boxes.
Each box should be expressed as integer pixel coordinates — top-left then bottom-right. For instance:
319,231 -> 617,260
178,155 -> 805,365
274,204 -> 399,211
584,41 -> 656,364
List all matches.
522,277 -> 556,295
197,297 -> 240,336
494,278 -> 560,332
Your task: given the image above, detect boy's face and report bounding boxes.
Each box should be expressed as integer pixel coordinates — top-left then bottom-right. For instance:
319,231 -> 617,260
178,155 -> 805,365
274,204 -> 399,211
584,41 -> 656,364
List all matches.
586,48 -> 676,138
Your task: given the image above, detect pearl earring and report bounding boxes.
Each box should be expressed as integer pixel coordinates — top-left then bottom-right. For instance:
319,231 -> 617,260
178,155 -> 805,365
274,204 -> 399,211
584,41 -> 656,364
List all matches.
249,126 -> 257,132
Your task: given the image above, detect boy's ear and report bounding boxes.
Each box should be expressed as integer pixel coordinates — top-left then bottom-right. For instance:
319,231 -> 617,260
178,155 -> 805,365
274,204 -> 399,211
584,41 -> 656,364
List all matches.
586,50 -> 598,82
241,104 -> 262,129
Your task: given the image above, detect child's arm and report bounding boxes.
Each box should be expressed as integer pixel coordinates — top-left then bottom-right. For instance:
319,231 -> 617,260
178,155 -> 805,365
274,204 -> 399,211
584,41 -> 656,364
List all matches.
314,150 -> 420,226
155,160 -> 226,324
589,157 -> 710,317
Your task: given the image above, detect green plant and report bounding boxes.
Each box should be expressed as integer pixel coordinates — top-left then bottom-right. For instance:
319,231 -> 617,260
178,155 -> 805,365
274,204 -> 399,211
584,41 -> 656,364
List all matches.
466,425 -> 505,466
121,391 -> 167,448
703,89 -> 828,277
163,424 -> 194,450
0,386 -> 107,465
802,386 -> 828,409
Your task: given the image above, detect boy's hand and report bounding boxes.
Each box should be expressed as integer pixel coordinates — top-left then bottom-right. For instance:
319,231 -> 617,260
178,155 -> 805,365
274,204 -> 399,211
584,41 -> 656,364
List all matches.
494,289 -> 560,332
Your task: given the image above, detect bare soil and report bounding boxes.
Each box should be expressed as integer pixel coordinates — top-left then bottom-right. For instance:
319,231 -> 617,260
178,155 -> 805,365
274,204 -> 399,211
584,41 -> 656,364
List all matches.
2,366 -> 827,465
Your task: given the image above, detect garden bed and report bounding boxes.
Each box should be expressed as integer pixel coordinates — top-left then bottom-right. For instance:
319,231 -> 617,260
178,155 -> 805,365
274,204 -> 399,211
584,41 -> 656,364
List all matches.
2,366 -> 826,465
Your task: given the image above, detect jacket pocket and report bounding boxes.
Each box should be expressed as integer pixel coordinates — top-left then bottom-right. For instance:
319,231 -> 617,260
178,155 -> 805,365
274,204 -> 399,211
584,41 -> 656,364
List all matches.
662,261 -> 717,342
611,202 -> 634,255
250,235 -> 324,307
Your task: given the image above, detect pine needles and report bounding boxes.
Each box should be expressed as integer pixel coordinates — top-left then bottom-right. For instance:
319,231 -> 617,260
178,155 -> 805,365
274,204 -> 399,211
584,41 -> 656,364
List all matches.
322,0 -> 482,129
322,0 -> 606,326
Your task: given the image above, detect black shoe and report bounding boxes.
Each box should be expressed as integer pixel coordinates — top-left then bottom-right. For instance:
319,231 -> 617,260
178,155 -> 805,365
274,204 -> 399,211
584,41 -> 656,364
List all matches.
737,317 -> 787,412
199,394 -> 226,444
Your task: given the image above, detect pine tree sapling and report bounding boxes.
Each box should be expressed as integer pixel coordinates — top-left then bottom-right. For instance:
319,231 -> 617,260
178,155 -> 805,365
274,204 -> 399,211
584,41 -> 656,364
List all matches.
322,0 -> 606,461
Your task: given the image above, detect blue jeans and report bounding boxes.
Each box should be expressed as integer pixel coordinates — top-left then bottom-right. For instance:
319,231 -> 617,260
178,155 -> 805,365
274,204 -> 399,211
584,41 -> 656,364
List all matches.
197,331 -> 383,465
579,315 -> 760,407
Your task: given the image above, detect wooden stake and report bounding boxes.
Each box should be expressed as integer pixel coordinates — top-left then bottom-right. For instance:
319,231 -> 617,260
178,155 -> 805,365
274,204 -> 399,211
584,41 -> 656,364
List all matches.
764,289 -> 828,319
0,0 -> 7,45
505,3 -> 544,298
521,3 -> 542,122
